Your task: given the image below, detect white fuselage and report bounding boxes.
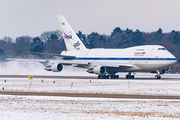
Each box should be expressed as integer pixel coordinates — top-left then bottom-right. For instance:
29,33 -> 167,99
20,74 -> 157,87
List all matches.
62,45 -> 176,72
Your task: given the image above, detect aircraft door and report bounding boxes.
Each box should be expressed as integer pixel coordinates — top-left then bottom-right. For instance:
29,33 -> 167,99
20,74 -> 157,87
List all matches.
145,57 -> 148,63
151,48 -> 160,64
86,49 -> 100,62
129,55 -> 132,63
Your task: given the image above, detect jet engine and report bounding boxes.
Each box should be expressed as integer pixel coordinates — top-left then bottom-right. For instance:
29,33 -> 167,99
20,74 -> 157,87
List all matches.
87,66 -> 106,74
160,68 -> 170,74
151,68 -> 170,74
45,63 -> 63,72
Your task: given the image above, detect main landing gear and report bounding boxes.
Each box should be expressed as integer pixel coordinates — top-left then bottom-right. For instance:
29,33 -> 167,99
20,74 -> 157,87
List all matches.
98,74 -> 109,79
110,74 -> 119,79
126,72 -> 135,79
98,74 -> 119,79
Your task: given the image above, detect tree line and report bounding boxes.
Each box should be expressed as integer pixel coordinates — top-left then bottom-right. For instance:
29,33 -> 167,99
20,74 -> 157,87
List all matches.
1,27 -> 180,73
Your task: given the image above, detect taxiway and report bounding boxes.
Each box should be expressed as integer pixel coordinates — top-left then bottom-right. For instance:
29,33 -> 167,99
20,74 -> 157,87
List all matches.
0,74 -> 180,99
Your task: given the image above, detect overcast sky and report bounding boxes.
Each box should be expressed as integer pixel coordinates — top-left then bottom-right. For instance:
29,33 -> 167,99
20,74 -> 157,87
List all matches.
1,0 -> 180,40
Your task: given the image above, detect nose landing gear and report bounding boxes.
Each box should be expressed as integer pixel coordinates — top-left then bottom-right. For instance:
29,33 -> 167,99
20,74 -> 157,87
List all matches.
155,71 -> 161,79
155,75 -> 161,79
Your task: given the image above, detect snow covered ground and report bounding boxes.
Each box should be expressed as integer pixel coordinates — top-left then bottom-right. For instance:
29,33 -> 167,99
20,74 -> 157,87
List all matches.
1,95 -> 180,120
1,61 -> 180,119
1,77 -> 180,96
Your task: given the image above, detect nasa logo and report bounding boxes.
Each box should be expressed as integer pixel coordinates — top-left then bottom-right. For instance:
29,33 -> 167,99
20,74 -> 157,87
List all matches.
73,41 -> 81,49
64,35 -> 72,39
63,31 -> 73,39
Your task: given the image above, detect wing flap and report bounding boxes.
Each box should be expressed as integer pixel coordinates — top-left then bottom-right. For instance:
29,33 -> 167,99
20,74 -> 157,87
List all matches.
95,62 -> 132,68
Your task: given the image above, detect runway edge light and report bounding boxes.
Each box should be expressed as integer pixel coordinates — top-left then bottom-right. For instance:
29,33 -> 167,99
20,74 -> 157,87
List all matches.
29,76 -> 33,80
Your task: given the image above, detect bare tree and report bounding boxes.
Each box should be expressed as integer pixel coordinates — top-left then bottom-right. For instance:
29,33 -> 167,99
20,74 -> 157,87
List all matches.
2,36 -> 13,43
15,36 -> 33,57
40,30 -> 62,42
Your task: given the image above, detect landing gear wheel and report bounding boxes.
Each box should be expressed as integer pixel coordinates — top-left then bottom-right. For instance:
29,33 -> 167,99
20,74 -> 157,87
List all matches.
116,75 -> 119,79
103,75 -> 106,79
126,75 -> 129,79
155,75 -> 161,79
126,75 -> 132,79
126,73 -> 135,79
106,75 -> 109,79
98,75 -> 101,79
98,74 -> 110,79
111,74 -> 115,79
126,72 -> 130,79
110,74 -> 119,79
131,75 -> 135,79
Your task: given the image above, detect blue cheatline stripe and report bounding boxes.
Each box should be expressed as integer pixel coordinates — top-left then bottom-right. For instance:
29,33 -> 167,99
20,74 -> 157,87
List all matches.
63,57 -> 177,60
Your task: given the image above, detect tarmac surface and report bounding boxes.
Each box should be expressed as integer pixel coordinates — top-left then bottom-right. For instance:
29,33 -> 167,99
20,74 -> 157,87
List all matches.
0,75 -> 180,99
0,91 -> 180,99
0,75 -> 180,80
0,75 -> 95,79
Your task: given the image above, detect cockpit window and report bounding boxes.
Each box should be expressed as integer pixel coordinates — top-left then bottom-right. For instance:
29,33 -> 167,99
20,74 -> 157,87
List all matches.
158,48 -> 167,50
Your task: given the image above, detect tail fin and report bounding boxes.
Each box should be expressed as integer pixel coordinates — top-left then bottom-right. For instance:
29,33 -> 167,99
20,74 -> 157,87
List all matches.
58,15 -> 87,52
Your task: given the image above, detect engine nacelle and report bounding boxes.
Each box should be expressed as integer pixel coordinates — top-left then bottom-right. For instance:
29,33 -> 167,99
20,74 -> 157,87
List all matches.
160,69 -> 166,74
45,63 -> 63,72
151,68 -> 170,74
160,68 -> 170,74
87,66 -> 105,74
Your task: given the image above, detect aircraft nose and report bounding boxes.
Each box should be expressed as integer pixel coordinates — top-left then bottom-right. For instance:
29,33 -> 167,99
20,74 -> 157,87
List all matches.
171,55 -> 177,65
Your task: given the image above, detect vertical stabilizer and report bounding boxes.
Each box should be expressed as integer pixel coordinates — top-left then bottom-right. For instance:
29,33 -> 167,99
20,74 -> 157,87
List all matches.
58,15 -> 87,51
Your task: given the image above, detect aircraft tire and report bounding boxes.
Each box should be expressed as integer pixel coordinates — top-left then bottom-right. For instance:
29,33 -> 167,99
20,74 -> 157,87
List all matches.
131,75 -> 134,79
103,75 -> 106,79
155,75 -> 158,79
98,75 -> 110,79
106,75 -> 109,79
126,75 -> 129,79
110,74 -> 119,79
111,75 -> 114,79
155,75 -> 161,79
116,75 -> 119,79
98,75 -> 101,79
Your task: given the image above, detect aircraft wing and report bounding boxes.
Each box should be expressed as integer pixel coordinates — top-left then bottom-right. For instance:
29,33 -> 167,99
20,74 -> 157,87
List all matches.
25,52 -> 132,68
5,58 -> 89,66
28,52 -> 76,58
6,58 -> 47,63
6,58 -> 132,68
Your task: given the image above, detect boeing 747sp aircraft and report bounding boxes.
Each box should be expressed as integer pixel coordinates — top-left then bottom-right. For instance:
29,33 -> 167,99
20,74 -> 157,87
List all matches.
10,15 -> 177,79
